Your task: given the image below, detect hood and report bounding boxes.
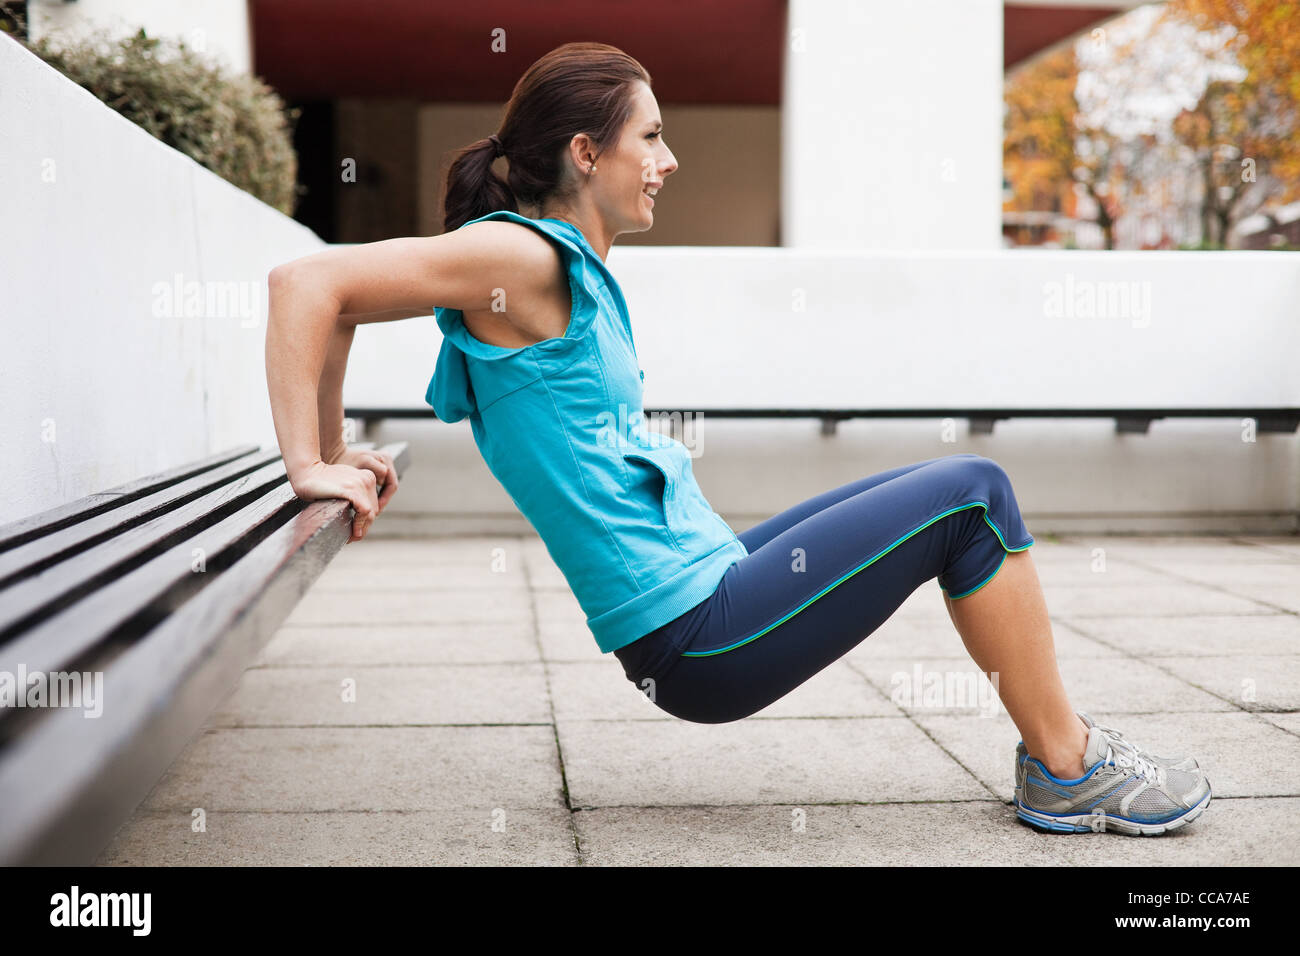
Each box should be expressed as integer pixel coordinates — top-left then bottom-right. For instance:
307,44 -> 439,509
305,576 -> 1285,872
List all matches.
424,308 -> 521,421
423,211 -> 605,422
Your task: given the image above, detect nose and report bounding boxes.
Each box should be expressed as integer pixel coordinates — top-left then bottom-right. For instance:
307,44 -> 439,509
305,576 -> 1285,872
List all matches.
661,147 -> 678,178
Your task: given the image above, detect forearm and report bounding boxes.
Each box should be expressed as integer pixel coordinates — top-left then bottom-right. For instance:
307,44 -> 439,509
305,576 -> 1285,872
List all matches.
318,321 -> 355,463
265,265 -> 343,477
317,309 -> 430,461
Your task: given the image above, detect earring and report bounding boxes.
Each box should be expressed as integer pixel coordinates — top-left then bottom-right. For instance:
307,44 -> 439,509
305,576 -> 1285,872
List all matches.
588,165 -> 596,175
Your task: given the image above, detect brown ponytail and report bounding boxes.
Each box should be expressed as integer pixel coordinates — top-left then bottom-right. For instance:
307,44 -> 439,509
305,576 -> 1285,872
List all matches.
442,41 -> 652,232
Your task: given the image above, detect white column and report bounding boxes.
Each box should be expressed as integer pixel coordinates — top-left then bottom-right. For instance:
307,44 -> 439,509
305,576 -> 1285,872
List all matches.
782,0 -> 1004,250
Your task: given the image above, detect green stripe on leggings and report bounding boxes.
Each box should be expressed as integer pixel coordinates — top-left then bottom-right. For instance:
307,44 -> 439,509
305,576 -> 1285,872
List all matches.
680,501 -> 1034,658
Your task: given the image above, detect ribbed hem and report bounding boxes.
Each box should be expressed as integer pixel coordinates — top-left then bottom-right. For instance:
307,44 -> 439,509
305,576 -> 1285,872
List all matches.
939,501 -> 1035,598
945,538 -> 1034,599
590,540 -> 747,653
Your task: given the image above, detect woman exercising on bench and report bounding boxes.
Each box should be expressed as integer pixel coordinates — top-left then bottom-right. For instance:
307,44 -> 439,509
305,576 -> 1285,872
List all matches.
265,41 -> 1211,836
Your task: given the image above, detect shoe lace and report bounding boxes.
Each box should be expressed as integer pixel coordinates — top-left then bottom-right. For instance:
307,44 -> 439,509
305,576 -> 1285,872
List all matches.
1101,733 -> 1165,785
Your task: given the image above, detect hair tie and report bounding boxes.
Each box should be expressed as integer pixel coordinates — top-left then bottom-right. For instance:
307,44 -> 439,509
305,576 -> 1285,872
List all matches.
488,134 -> 505,158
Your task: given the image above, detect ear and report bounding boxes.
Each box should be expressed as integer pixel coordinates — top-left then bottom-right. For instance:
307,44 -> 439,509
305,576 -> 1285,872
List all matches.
566,132 -> 600,173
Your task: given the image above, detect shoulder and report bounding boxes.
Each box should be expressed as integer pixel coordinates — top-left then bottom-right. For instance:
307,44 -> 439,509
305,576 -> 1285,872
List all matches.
457,215 -> 572,281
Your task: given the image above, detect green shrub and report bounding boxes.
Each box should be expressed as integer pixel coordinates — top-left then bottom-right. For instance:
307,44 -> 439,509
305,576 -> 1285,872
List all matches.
22,26 -> 300,215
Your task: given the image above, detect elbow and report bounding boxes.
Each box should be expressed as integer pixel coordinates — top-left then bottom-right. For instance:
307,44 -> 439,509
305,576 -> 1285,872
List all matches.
268,262 -> 301,297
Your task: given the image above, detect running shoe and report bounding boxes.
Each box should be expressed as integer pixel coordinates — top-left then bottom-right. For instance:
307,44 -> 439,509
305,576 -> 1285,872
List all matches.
1077,712 -> 1200,771
1014,713 -> 1200,772
1013,719 -> 1212,835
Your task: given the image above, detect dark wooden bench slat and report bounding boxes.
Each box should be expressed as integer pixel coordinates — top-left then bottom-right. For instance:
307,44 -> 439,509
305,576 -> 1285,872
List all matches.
0,443 -> 402,702
0,470 -> 301,688
0,448 -> 284,588
0,441 -> 410,866
0,444 -> 264,553
0,458 -> 292,642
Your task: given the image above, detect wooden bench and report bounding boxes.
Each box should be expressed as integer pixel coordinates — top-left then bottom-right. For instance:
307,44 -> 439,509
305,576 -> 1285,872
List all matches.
0,440 -> 409,865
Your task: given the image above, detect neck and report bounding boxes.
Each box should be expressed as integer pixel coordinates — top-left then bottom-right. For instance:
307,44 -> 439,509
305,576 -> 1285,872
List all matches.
537,203 -> 613,262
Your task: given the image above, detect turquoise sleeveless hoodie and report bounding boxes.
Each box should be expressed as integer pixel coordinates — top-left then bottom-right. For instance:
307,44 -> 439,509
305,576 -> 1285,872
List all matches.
425,210 -> 749,654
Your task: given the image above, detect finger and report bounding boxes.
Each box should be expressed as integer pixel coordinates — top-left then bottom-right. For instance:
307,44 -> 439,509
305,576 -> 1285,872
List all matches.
350,473 -> 378,541
355,472 -> 379,540
375,456 -> 398,511
357,453 -> 396,512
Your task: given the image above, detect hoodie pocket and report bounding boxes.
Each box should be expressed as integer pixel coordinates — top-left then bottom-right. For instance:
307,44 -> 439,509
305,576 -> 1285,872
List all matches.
621,448 -> 687,553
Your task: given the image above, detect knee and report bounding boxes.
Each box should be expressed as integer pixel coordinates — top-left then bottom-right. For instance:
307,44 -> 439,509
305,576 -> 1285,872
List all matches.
949,453 -> 1011,484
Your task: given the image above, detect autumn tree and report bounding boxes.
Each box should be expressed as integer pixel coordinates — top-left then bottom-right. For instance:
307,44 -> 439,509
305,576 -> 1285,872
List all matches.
1004,44 -> 1133,248
1162,0 -> 1300,246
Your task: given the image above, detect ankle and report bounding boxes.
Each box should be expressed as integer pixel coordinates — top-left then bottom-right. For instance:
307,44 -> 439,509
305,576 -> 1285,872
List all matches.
1029,714 -> 1090,779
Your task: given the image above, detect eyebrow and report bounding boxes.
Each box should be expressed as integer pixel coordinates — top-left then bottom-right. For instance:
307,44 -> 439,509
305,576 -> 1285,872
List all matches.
647,120 -> 663,130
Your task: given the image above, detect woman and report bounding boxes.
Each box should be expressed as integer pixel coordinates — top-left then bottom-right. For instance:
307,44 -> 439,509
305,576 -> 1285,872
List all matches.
265,41 -> 1211,836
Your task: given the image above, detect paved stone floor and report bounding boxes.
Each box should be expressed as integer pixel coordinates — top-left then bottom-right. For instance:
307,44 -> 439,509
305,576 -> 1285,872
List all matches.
96,533 -> 1300,866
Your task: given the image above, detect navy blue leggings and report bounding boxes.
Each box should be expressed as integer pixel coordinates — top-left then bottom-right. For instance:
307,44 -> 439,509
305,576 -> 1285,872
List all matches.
613,453 -> 1035,724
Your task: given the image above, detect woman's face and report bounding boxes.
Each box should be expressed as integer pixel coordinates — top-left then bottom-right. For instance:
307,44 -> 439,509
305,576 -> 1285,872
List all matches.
593,81 -> 677,235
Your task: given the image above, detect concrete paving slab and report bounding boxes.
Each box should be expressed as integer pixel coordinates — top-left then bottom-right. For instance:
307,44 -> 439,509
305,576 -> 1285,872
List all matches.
210,664 -> 553,726
844,656 -> 1006,719
97,532 -> 1298,867
1040,583 -> 1274,617
1232,536 -> 1300,560
1030,557 -> 1176,587
1149,562 -> 1300,589
1153,656 -> 1300,711
329,536 -> 537,567
535,590 -> 605,661
1217,586 -> 1300,614
1066,614 -> 1300,657
556,716 -> 991,807
573,798 -> 1298,866
283,587 -> 534,627
549,659 -> 678,722
1068,542 -> 1299,566
851,654 -> 1232,716
140,726 -> 566,811
251,622 -> 542,667
1259,712 -> 1300,737
96,808 -> 578,866
909,711 -> 1025,801
312,563 -> 530,592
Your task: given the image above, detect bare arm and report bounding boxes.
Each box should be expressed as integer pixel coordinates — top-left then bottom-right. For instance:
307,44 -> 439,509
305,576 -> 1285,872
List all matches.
318,321 -> 355,465
264,223 -> 560,540
321,309 -> 436,462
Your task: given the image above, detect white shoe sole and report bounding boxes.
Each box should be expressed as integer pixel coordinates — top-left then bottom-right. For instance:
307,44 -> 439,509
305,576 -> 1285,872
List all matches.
1014,786 -> 1212,835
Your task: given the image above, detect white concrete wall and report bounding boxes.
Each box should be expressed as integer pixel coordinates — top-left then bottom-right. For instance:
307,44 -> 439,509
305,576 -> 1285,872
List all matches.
783,0 -> 1004,250
0,34 -> 324,524
27,0 -> 251,74
344,244 -> 1300,535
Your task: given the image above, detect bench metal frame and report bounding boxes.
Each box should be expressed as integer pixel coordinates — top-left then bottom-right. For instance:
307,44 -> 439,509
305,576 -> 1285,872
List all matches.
345,407 -> 1300,437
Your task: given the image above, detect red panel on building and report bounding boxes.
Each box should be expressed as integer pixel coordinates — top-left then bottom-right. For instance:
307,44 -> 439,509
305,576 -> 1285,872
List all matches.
250,0 -> 787,104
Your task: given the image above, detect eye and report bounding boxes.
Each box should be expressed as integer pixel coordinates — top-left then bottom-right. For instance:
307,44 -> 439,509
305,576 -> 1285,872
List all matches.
647,131 -> 660,140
